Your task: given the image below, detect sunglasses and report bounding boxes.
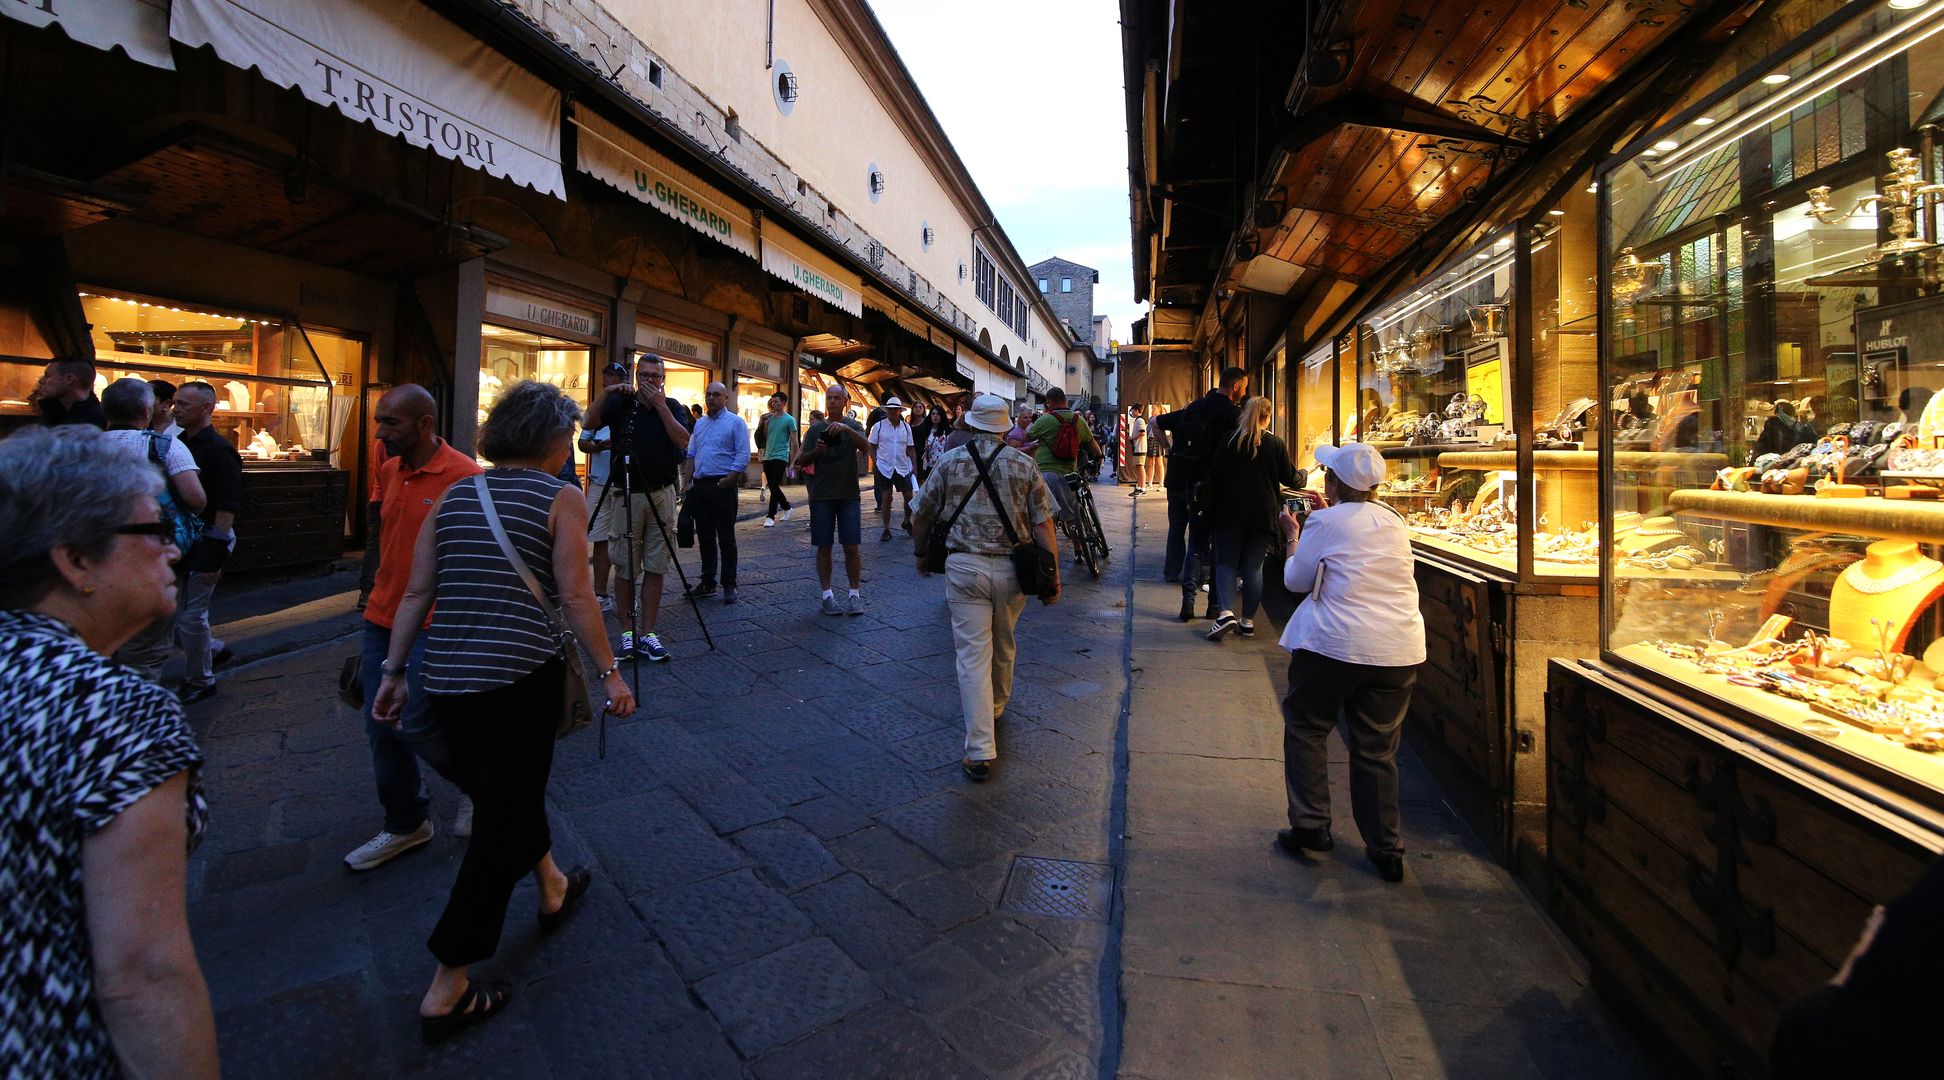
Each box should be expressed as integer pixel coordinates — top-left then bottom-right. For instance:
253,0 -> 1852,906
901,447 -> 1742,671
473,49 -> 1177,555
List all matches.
116,521 -> 176,539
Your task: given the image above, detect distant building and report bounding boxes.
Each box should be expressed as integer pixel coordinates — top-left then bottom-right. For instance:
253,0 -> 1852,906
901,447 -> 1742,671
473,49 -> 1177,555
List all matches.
1031,257 -> 1114,404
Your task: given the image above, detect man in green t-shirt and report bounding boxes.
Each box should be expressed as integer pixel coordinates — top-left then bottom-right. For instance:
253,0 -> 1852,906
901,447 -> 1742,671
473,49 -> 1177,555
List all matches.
758,392 -> 798,527
794,383 -> 871,615
1025,387 -> 1098,524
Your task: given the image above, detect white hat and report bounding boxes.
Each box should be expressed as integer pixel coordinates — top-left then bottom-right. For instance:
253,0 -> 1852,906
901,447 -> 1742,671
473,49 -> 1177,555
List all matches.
882,396 -> 905,410
1313,442 -> 1388,492
963,393 -> 1011,434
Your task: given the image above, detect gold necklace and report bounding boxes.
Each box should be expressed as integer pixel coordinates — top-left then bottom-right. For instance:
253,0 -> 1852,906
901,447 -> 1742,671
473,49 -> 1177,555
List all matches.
1841,557 -> 1944,595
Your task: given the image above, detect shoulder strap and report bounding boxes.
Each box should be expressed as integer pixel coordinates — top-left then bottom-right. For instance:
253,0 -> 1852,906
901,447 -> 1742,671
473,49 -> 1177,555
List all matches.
936,449 -> 984,539
472,475 -> 568,640
969,443 -> 1025,547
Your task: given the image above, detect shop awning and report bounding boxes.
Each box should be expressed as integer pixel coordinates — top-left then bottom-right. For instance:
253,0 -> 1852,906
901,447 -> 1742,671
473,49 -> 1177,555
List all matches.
170,0 -> 563,197
761,225 -> 862,317
4,0 -> 173,69
571,105 -> 756,259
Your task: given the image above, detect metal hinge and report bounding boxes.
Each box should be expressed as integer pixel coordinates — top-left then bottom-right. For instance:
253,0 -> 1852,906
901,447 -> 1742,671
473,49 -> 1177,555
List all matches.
1490,620 -> 1507,654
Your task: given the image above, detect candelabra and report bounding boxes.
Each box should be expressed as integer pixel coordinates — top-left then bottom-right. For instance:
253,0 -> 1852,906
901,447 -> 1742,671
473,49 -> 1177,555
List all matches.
1806,147 -> 1944,255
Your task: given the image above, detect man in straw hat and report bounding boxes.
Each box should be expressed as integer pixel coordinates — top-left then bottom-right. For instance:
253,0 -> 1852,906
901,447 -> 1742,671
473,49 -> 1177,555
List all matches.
868,396 -> 917,542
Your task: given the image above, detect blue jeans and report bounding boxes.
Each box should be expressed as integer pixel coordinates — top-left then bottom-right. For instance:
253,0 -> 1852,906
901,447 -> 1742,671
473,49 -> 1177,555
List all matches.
362,621 -> 457,833
1210,528 -> 1272,619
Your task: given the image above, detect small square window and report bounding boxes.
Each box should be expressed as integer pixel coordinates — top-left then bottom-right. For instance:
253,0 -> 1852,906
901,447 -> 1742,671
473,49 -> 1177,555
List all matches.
1060,278 -> 1072,292
648,61 -> 665,88
1038,278 -> 1048,292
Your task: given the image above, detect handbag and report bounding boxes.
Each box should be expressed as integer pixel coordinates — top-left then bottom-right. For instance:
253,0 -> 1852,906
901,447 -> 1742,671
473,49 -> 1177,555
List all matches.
967,443 -> 1060,598
145,432 -> 207,554
924,464 -> 985,573
472,475 -> 595,742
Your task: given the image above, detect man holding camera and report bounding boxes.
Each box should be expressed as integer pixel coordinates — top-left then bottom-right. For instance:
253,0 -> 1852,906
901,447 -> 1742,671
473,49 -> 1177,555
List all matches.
596,352 -> 692,662
796,384 -> 871,615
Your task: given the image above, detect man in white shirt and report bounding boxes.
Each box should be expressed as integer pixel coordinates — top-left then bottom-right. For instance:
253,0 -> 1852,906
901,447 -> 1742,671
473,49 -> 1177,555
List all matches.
868,396 -> 916,543
1273,441 -> 1425,884
101,377 -> 206,681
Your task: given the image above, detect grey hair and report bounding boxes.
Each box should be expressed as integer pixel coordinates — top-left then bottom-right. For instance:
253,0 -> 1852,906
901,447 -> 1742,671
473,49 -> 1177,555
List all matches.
102,377 -> 155,427
0,426 -> 163,608
477,379 -> 582,463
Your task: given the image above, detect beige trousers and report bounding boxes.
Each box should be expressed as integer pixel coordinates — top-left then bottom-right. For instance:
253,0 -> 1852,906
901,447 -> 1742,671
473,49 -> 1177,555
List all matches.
945,552 -> 1027,761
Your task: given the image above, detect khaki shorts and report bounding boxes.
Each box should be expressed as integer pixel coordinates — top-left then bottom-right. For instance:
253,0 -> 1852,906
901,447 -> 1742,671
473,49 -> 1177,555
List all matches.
589,482 -> 627,541
614,485 -> 679,580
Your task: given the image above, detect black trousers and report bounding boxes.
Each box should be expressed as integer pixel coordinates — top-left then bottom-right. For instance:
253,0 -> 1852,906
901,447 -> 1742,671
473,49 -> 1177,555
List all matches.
426,660 -> 563,968
689,479 -> 738,588
763,459 -> 791,517
1281,648 -> 1417,856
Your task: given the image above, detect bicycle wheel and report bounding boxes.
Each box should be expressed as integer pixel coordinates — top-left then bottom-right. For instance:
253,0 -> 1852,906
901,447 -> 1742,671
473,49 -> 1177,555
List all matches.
1080,488 -> 1109,561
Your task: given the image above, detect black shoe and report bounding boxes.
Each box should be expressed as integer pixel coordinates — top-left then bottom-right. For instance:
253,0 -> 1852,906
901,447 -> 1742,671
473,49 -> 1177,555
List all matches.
722,587 -> 738,604
1276,827 -> 1336,855
1178,596 -> 1195,622
177,681 -> 218,705
1206,613 -> 1238,641
538,867 -> 594,933
880,528 -> 892,542
962,759 -> 992,782
688,583 -> 717,599
1203,601 -> 1219,620
1366,847 -> 1406,883
212,646 -> 234,668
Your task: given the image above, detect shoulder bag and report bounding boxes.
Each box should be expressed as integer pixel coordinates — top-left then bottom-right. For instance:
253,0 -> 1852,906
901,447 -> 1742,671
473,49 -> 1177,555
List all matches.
472,475 -> 595,742
145,432 -> 207,553
968,444 -> 1059,598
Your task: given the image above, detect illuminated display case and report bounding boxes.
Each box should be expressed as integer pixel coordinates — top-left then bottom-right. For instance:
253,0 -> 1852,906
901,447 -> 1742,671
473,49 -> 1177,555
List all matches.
1600,0 -> 1944,797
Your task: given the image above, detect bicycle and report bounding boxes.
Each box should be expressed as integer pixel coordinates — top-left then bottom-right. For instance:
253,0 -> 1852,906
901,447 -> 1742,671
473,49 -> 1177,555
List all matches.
1061,473 -> 1110,580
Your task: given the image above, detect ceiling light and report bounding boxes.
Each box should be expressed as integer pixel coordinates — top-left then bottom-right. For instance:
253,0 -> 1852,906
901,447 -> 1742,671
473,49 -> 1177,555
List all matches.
1889,0 -> 1929,10
1653,139 -> 1680,152
1641,147 -> 1660,157
1548,209 -> 1566,216
1761,73 -> 1792,85
1585,182 -> 1599,194
1693,116 -> 1716,126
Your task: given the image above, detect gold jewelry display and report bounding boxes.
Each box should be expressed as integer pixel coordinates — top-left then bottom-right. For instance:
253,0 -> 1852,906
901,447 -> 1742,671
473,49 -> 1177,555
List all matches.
1829,540 -> 1944,653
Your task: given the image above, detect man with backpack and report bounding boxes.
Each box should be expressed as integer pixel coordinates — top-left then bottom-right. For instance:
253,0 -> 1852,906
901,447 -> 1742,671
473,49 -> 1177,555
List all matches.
1025,387 -> 1099,528
1155,367 -> 1249,618
102,377 -> 207,681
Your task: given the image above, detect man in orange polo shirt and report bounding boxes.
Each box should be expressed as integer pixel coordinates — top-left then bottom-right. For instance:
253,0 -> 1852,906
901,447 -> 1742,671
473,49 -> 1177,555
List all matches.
344,384 -> 481,872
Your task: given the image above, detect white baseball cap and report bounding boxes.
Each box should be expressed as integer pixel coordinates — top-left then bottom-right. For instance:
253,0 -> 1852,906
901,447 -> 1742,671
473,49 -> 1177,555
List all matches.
1312,442 -> 1388,492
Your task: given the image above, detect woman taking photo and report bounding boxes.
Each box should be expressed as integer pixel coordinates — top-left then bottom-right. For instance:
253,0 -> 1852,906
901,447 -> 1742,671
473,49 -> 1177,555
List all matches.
0,427 -> 218,1078
1200,396 -> 1304,640
374,380 -> 636,1043
1274,441 -> 1425,883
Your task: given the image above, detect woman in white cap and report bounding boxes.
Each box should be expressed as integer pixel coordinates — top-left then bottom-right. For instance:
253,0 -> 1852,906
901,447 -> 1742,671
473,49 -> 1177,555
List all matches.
1272,441 -> 1425,884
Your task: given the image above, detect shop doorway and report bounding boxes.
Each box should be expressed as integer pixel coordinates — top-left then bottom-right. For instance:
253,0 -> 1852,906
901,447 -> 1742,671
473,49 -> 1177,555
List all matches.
479,323 -> 593,470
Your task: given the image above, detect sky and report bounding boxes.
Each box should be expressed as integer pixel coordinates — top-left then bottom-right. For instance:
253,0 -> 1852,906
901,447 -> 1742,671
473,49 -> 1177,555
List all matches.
868,0 -> 1145,345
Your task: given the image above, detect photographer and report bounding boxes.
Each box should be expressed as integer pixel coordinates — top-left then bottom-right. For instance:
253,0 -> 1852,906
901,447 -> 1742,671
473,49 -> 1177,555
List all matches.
594,352 -> 692,663
1273,442 -> 1424,884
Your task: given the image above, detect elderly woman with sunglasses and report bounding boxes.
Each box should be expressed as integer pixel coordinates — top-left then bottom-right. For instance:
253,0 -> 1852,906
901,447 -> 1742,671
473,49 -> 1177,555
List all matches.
0,426 -> 218,1079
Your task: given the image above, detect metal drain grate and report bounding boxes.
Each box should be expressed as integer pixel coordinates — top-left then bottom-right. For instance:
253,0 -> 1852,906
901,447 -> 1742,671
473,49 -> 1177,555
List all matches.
998,857 -> 1115,922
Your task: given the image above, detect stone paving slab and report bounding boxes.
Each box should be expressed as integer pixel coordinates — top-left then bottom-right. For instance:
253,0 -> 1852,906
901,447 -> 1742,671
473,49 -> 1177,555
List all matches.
184,483 -> 1135,1078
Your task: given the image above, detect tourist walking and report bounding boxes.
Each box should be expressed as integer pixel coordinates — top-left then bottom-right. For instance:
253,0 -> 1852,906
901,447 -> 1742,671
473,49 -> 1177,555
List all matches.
1201,397 -> 1304,642
101,378 -> 206,681
868,396 -> 917,542
345,384 -> 479,872
912,404 -> 946,487
372,379 -> 635,1043
1156,367 -> 1248,617
684,381 -> 750,603
796,384 -> 870,614
1123,405 -> 1149,494
1025,387 -> 1099,527
759,391 -> 798,527
1275,441 -> 1425,883
595,351 -> 692,663
0,426 -> 219,1078
31,358 -> 106,428
171,381 -> 244,705
912,394 -> 1060,782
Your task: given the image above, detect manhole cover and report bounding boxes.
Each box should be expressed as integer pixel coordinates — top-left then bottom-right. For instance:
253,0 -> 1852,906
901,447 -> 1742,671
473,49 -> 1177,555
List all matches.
998,857 -> 1115,922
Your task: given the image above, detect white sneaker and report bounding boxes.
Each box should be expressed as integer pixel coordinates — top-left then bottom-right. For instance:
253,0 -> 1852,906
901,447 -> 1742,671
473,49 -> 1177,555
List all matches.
453,796 -> 474,839
343,821 -> 435,871
781,507 -> 795,522
763,517 -> 776,528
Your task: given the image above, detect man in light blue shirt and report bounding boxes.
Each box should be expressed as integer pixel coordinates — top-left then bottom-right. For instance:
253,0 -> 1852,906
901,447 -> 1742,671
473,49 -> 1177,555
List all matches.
685,381 -> 752,603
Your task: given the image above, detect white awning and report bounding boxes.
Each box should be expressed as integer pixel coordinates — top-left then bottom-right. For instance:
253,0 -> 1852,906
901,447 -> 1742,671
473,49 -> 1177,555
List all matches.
572,106 -> 756,259
3,0 -> 173,69
761,226 -> 863,317
170,0 -> 563,197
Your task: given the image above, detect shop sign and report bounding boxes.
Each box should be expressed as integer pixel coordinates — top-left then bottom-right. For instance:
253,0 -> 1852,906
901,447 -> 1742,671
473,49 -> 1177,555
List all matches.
635,322 -> 717,368
4,0 -> 173,69
486,282 -> 603,340
171,0 -> 564,197
737,350 -> 783,382
761,227 -> 863,317
572,106 -> 757,259
955,354 -> 976,379
799,353 -> 825,371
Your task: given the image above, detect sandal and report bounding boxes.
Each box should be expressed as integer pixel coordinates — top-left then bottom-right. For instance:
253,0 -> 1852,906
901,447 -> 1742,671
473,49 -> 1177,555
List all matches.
538,866 -> 593,934
420,977 -> 512,1045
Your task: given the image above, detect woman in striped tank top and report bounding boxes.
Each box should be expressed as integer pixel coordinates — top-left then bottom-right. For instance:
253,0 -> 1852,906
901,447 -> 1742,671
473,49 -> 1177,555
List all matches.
373,380 -> 636,1042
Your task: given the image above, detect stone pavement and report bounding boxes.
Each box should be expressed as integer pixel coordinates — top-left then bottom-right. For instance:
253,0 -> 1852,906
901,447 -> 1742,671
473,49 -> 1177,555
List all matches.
184,480 -> 1134,1079
1114,496 -> 1659,1079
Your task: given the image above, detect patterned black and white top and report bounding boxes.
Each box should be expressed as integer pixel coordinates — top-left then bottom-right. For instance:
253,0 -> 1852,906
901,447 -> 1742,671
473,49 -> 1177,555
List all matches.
0,610 -> 206,1078
421,468 -> 568,696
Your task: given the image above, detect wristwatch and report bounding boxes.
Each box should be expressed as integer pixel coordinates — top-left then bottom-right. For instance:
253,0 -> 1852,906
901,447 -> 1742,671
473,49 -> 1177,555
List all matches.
379,660 -> 406,677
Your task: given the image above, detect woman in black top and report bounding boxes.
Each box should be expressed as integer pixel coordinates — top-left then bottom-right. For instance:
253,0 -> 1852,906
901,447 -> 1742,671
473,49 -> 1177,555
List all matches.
1201,396 -> 1304,640
0,427 -> 216,1078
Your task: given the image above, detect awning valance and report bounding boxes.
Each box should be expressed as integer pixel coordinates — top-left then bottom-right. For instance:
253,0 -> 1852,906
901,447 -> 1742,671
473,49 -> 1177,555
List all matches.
170,0 -> 563,197
572,105 -> 756,259
761,226 -> 862,317
3,0 -> 173,69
